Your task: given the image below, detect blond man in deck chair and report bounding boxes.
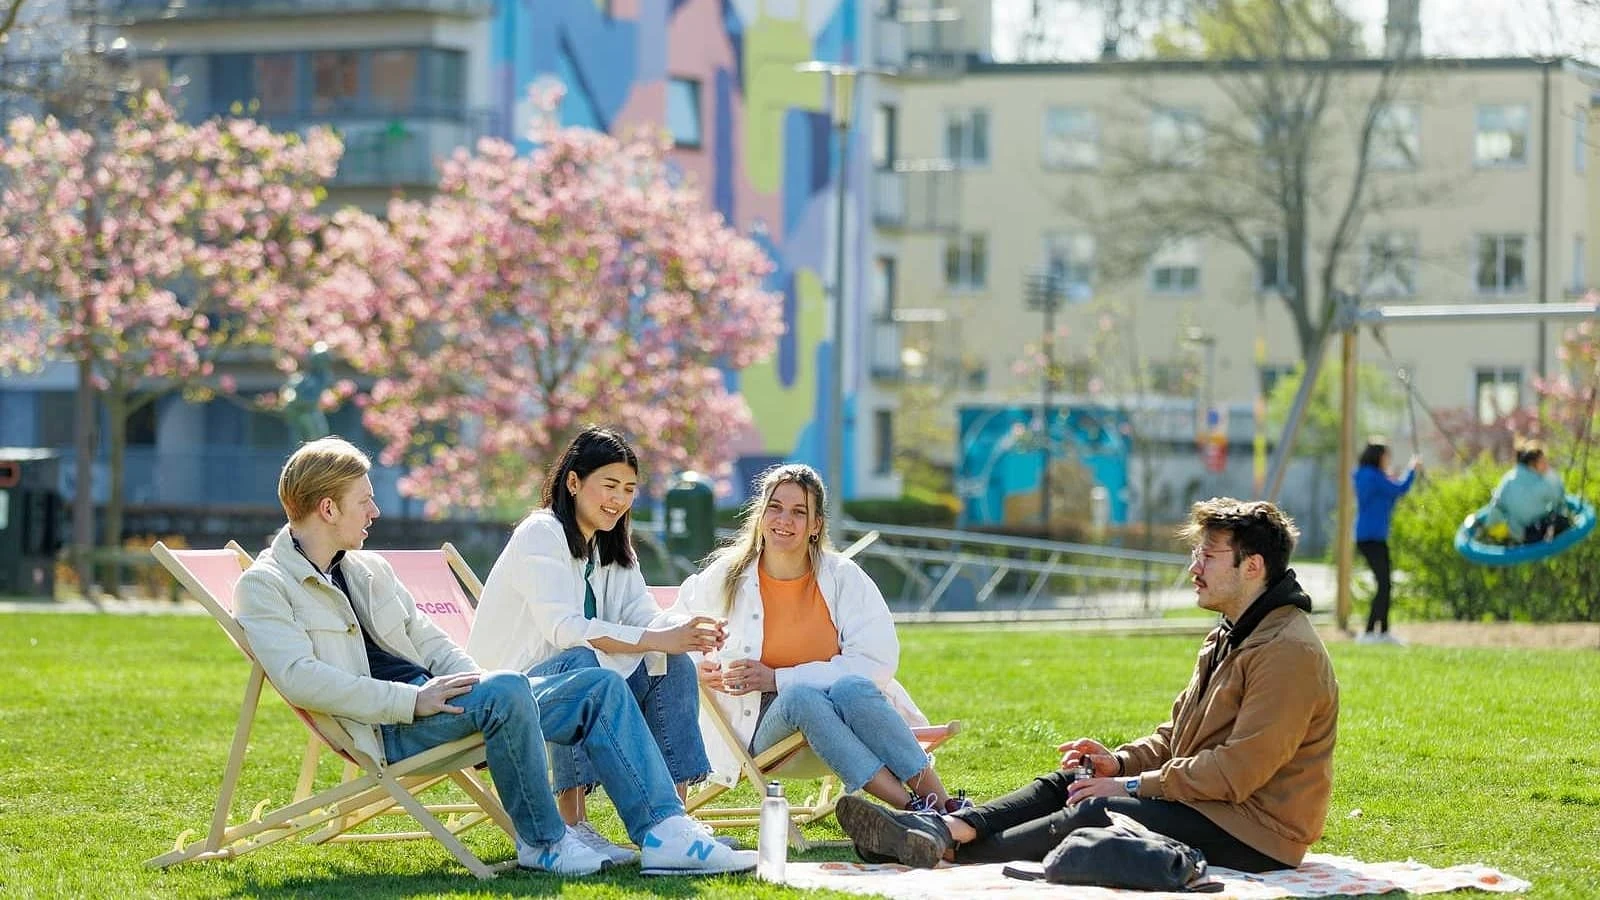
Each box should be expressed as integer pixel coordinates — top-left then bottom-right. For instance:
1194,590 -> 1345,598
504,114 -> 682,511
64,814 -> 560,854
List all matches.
235,437 -> 756,877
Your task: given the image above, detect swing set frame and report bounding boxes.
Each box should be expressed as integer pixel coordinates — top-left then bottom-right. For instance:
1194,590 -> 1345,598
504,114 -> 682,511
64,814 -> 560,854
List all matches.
1262,293 -> 1600,631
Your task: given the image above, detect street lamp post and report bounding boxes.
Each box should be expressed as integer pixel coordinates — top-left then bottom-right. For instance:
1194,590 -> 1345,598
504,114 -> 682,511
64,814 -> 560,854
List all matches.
1026,269 -> 1066,530
795,61 -> 876,525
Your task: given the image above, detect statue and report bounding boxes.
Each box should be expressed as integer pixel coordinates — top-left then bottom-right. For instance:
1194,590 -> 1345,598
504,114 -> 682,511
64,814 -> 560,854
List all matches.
280,342 -> 333,443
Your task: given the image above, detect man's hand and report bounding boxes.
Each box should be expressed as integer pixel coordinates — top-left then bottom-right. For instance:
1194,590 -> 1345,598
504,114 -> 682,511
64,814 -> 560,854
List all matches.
1065,775 -> 1133,805
697,657 -> 726,692
722,658 -> 776,695
647,616 -> 726,655
414,672 -> 480,718
1057,737 -> 1117,775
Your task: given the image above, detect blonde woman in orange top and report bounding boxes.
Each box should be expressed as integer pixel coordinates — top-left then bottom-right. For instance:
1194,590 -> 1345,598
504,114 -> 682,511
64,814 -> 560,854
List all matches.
666,464 -> 960,813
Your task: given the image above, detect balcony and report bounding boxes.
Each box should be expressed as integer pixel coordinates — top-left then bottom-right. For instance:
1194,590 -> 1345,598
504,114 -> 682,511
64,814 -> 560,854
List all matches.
872,160 -> 960,233
898,7 -> 967,77
113,0 -> 492,22
195,105 -> 499,188
869,318 -> 902,382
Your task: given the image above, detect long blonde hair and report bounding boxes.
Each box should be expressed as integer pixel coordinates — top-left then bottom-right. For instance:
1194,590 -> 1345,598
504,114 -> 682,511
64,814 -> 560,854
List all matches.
705,463 -> 834,614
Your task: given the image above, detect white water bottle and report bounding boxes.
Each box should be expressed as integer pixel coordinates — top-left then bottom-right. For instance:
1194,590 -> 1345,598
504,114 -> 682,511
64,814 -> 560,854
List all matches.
757,780 -> 788,882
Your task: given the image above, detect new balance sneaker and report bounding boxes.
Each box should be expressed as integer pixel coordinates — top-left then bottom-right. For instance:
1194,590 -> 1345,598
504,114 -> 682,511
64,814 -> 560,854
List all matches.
835,794 -> 952,869
688,816 -> 745,849
569,821 -> 640,866
516,827 -> 613,875
640,815 -> 758,876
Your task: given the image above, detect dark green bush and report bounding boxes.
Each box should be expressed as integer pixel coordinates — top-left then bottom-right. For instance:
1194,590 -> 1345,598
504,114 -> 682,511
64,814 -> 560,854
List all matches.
1388,456 -> 1600,622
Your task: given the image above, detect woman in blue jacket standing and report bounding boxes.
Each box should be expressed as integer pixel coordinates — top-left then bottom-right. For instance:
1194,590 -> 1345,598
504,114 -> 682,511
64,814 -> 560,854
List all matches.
1353,440 -> 1420,644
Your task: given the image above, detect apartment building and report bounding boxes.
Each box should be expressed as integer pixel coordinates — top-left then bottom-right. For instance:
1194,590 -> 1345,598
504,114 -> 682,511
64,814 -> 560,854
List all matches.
885,52 -> 1600,491
1,0 -> 951,510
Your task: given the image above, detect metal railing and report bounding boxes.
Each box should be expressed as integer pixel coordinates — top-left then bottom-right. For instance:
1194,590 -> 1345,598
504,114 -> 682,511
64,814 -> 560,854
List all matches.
114,0 -> 492,20
872,161 -> 960,232
830,520 -> 1194,620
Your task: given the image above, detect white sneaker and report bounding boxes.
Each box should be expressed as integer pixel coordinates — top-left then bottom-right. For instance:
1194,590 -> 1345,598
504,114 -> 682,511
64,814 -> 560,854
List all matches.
1378,632 -> 1407,646
516,827 -> 613,875
1355,631 -> 1379,644
570,820 -> 640,865
640,815 -> 758,876
689,816 -> 745,849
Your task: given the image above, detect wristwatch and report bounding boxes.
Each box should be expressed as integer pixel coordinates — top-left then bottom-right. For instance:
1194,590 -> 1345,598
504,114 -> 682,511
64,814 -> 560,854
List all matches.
1123,777 -> 1139,797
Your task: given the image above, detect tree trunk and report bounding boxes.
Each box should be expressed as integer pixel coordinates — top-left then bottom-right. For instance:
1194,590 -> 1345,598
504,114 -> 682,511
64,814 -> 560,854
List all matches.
105,386 -> 127,598
71,355 -> 96,600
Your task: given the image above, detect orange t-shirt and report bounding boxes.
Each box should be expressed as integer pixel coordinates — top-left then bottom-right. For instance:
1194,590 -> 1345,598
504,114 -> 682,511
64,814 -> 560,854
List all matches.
759,567 -> 841,669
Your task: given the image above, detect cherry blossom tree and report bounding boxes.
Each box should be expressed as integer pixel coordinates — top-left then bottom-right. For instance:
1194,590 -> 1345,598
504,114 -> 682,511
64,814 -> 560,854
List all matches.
307,86 -> 783,515
0,89 -> 341,567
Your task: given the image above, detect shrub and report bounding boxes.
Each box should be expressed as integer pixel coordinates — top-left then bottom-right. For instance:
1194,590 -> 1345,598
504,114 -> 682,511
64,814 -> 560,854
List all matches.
1388,456 -> 1600,622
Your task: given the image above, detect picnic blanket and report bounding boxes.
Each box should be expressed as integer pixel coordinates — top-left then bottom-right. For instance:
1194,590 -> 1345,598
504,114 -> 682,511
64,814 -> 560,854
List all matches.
781,854 -> 1529,898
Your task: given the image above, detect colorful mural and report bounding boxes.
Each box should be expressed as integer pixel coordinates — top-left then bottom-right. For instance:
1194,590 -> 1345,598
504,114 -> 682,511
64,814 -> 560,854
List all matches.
494,0 -> 864,496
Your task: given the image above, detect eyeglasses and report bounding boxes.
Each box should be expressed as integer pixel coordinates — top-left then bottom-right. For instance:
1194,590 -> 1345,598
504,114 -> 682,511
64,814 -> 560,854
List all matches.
1189,547 -> 1236,566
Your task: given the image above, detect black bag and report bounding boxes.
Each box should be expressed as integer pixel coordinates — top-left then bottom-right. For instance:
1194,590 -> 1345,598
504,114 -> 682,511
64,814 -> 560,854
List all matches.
1001,812 -> 1224,893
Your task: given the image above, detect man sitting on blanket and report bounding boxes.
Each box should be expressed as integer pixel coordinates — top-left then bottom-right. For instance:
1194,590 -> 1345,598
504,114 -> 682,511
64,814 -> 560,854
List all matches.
235,437 -> 755,877
837,497 -> 1338,873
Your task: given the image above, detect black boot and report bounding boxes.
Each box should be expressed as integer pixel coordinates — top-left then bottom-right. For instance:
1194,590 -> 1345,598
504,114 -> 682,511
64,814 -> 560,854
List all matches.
836,795 -> 954,869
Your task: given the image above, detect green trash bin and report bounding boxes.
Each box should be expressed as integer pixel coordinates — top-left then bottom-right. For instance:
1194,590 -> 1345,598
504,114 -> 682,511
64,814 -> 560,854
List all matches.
664,471 -> 715,566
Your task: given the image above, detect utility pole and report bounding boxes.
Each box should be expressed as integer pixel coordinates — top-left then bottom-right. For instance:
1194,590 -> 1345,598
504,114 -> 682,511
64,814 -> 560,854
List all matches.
1026,269 -> 1065,530
796,61 -> 872,525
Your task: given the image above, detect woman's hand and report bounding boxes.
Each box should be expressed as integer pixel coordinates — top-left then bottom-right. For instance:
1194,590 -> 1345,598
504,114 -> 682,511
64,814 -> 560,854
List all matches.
697,657 -> 726,691
646,616 -> 726,654
722,658 -> 776,696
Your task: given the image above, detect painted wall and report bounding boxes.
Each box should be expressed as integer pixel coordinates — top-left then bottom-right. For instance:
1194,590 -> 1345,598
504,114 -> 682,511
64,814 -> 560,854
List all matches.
494,0 -> 866,496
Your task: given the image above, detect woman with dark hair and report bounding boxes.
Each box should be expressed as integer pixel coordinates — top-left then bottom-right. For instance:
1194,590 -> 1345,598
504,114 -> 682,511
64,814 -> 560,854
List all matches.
664,463 -> 960,815
1486,440 -> 1570,544
469,425 -> 727,864
1352,440 -> 1419,645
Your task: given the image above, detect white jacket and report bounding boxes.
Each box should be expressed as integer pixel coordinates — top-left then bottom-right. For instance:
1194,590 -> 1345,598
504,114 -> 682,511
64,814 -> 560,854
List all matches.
467,510 -> 672,677
234,526 -> 479,768
666,550 -> 928,786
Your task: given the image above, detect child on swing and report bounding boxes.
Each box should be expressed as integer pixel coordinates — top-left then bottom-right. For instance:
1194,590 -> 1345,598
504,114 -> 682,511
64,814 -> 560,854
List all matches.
1485,440 -> 1570,544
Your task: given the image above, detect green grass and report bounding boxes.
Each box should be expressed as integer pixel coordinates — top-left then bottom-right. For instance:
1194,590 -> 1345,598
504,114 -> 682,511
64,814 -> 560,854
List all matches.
3,617 -> 1598,898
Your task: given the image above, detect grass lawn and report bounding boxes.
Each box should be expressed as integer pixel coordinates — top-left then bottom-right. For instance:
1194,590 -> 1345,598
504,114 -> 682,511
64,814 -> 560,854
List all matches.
3,615 -> 1598,899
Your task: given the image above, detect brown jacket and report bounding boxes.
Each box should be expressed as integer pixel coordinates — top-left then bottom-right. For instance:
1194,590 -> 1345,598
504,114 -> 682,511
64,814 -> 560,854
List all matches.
1113,592 -> 1339,867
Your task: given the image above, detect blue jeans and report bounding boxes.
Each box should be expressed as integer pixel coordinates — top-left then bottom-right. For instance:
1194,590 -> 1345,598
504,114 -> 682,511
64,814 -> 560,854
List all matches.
380,668 -> 683,847
750,675 -> 928,793
527,647 -> 711,794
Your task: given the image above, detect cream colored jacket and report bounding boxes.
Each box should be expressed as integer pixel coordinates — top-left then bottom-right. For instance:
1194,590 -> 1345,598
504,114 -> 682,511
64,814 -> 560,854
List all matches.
468,510 -> 673,677
235,526 -> 479,767
666,550 -> 928,786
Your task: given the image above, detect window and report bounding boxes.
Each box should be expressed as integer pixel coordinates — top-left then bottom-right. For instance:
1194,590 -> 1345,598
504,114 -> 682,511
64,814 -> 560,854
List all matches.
1147,362 -> 1192,396
1475,367 -> 1522,424
1576,109 -> 1588,174
666,77 -> 702,148
1475,104 -> 1530,167
1573,235 -> 1587,294
872,256 -> 897,319
873,409 -> 894,476
1258,233 -> 1289,292
255,54 -> 299,116
873,104 -> 897,170
310,50 -> 361,115
371,50 -> 419,114
419,49 -> 465,115
1362,232 -> 1418,298
1150,108 -> 1204,168
1041,107 -> 1098,170
943,107 -> 989,168
1476,234 -> 1527,295
944,233 -> 987,290
1149,237 -> 1201,294
1041,232 -> 1095,301
1371,103 -> 1420,170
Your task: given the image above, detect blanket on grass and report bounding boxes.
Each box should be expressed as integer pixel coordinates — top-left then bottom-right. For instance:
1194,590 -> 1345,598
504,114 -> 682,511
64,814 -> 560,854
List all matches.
780,854 -> 1529,898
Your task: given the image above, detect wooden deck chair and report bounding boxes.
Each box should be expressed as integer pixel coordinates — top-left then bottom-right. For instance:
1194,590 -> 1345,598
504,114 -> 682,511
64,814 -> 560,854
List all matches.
145,541 -> 516,879
646,580 -> 961,851
294,543 -> 497,846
